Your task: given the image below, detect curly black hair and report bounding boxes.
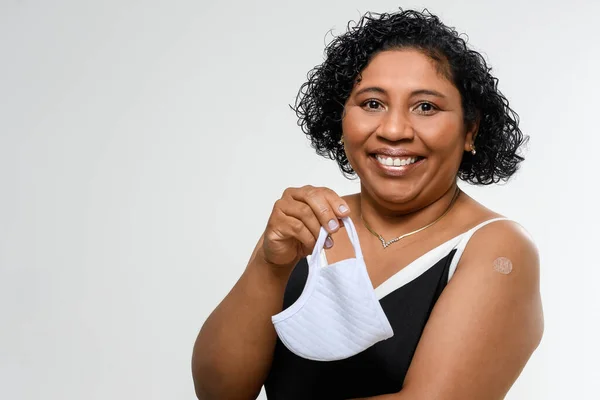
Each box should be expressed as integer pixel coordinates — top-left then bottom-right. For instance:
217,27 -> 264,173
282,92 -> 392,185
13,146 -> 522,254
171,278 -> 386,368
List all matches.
292,9 -> 528,185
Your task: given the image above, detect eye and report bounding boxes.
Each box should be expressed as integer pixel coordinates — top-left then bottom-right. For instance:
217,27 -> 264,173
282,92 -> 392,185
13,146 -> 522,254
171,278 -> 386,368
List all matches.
361,99 -> 384,111
414,102 -> 438,115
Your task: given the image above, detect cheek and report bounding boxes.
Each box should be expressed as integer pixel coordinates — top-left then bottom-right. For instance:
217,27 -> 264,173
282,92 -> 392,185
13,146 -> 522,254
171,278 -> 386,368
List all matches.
342,107 -> 379,137
417,115 -> 465,153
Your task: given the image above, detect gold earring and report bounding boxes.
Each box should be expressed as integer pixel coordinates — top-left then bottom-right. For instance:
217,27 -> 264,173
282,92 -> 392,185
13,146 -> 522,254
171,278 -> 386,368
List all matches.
339,136 -> 344,146
471,144 -> 476,155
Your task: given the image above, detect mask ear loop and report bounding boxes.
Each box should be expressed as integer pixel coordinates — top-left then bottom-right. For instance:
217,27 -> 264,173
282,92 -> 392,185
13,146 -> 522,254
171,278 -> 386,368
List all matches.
310,216 -> 364,270
310,225 -> 331,270
341,216 -> 364,260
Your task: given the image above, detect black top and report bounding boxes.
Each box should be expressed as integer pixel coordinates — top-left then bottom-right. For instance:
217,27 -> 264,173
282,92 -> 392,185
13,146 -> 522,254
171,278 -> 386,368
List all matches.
264,250 -> 456,399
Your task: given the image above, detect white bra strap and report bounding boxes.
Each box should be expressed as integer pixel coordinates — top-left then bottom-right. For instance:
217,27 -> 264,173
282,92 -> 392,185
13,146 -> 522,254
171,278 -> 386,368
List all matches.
447,217 -> 510,281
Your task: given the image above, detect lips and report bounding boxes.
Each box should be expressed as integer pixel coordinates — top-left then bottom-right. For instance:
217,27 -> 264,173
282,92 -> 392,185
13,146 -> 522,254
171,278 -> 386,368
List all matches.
368,149 -> 426,177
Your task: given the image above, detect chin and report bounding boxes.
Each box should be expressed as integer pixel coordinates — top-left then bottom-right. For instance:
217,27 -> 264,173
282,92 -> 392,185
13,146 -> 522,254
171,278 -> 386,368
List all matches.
379,191 -> 420,208
362,179 -> 423,208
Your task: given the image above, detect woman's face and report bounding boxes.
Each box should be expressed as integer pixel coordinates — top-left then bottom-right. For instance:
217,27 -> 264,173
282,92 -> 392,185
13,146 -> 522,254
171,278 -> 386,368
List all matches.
342,49 -> 476,208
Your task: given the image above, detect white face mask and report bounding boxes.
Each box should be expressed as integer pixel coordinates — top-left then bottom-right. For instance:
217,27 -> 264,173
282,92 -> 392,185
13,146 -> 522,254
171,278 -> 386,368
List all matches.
271,216 -> 394,361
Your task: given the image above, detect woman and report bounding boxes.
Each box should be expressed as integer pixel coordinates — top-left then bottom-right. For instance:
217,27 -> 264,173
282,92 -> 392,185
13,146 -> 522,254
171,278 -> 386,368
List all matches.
192,9 -> 543,400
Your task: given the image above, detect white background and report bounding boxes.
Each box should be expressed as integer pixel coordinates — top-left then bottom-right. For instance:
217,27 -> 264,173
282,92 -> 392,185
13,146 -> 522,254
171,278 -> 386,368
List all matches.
1,0 -> 599,399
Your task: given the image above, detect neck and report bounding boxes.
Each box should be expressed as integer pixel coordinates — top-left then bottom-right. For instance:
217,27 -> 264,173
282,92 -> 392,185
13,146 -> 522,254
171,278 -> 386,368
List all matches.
358,182 -> 460,239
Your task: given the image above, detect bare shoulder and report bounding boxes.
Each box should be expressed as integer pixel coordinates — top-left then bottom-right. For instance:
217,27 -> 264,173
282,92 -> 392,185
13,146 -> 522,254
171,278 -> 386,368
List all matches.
459,218 -> 540,283
447,216 -> 544,357
400,216 -> 544,399
451,192 -> 538,273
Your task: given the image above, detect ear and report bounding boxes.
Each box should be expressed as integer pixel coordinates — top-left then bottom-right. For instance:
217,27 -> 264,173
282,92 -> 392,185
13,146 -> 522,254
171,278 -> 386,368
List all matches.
464,115 -> 481,152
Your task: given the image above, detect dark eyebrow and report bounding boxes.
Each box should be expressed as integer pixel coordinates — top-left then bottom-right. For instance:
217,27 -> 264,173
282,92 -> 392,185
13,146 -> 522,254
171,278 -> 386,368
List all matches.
354,86 -> 387,97
353,87 -> 446,99
411,89 -> 446,98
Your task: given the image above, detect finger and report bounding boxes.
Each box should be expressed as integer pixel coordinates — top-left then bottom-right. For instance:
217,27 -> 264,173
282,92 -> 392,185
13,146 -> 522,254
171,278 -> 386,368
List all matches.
284,185 -> 350,216
276,198 -> 321,240
324,235 -> 334,249
322,189 -> 351,218
275,215 -> 318,256
291,186 -> 350,234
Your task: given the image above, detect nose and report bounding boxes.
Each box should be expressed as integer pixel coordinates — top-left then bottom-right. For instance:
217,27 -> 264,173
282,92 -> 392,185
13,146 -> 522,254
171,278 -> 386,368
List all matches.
377,108 -> 415,142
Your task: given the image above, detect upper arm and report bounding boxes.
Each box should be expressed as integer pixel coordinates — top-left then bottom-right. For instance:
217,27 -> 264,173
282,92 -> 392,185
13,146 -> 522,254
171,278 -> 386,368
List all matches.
398,221 -> 544,400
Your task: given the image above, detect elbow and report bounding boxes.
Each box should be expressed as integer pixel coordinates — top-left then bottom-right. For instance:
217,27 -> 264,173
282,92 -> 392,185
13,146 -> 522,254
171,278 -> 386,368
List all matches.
193,377 -> 260,400
192,361 -> 221,400
193,384 -> 209,400
191,360 -> 208,400
192,355 -> 260,400
193,383 -> 219,400
191,332 -> 263,400
192,339 -> 215,400
192,352 -> 225,400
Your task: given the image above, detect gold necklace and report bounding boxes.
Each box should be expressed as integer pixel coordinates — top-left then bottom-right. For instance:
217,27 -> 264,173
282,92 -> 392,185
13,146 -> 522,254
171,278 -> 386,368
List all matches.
360,187 -> 461,249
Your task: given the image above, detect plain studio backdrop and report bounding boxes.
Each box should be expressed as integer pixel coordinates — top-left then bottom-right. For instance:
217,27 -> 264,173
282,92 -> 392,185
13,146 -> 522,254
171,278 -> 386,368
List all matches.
1,0 -> 599,399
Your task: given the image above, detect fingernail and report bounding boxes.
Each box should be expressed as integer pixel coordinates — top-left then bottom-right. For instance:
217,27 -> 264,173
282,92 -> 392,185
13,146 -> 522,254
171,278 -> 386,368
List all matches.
339,205 -> 349,213
325,237 -> 333,248
328,219 -> 339,230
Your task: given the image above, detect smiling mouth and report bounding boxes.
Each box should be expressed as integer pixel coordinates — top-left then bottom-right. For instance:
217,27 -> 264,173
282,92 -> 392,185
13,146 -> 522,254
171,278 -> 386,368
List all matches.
374,154 -> 424,167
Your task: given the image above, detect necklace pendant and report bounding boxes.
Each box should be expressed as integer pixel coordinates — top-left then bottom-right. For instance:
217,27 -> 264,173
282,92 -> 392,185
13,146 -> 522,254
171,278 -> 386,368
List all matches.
379,235 -> 401,249
379,236 -> 392,249
360,186 -> 461,251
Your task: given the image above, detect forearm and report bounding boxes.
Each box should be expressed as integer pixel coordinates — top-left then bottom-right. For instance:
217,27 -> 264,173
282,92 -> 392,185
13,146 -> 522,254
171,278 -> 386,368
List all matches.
192,250 -> 293,400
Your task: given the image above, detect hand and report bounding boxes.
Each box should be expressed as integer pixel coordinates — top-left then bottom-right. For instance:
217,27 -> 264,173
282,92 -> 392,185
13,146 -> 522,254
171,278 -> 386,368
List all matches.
260,185 -> 350,267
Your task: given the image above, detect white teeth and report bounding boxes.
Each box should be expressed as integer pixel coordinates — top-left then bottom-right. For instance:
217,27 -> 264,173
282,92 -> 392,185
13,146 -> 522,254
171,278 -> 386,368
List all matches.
376,155 -> 418,167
